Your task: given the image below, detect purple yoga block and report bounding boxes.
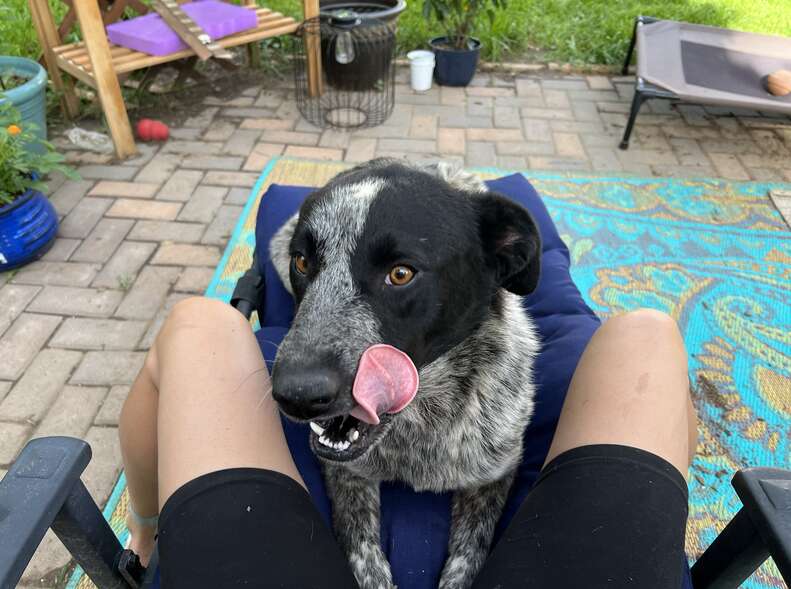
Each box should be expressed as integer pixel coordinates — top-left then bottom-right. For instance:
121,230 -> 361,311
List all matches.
106,1 -> 258,56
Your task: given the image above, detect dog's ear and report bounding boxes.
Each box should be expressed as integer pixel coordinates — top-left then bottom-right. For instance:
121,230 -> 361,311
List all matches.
476,193 -> 542,295
269,213 -> 299,295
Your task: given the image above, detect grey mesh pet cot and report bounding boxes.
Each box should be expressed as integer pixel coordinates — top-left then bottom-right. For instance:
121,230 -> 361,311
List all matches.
620,16 -> 791,149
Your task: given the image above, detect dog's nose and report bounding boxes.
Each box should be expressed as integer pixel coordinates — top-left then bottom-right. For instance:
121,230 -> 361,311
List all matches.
272,367 -> 342,420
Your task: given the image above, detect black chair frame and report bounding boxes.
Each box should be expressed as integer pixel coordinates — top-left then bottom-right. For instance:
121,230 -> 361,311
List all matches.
620,15 -> 681,150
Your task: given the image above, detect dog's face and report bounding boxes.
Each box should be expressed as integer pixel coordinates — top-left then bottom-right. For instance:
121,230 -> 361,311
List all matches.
270,161 -> 541,462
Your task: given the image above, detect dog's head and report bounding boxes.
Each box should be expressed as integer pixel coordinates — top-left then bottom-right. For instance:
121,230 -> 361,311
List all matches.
269,159 -> 541,462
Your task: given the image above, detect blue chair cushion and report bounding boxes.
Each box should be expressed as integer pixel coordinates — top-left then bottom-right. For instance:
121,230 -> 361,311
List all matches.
252,173 -> 691,589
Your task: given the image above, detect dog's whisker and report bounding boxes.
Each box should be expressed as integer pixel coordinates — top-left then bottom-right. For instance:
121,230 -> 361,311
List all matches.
254,388 -> 273,411
226,366 -> 271,398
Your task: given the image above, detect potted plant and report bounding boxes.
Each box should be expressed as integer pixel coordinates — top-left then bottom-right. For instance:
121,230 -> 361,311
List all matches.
0,56 -> 49,149
422,0 -> 505,86
0,100 -> 77,270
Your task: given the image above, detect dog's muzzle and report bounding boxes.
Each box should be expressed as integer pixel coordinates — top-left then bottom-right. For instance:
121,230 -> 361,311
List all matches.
272,344 -> 420,462
271,364 -> 348,420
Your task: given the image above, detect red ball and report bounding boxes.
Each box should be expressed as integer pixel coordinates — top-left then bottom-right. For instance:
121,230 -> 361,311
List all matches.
136,118 -> 169,142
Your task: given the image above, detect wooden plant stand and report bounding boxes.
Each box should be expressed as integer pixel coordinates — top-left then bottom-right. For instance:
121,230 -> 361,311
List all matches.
28,0 -> 321,158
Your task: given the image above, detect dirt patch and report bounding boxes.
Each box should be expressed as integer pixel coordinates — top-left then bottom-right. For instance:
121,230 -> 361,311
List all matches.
0,73 -> 31,92
49,48 -> 292,135
695,374 -> 729,410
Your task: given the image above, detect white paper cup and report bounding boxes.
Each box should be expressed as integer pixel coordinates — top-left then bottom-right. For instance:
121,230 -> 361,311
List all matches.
407,50 -> 435,92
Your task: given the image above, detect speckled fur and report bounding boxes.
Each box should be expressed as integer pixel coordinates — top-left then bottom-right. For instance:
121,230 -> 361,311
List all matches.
270,160 -> 539,589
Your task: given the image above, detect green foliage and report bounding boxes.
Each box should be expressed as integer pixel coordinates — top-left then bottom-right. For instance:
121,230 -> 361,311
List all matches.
0,100 -> 78,206
0,0 -> 73,58
422,0 -> 507,49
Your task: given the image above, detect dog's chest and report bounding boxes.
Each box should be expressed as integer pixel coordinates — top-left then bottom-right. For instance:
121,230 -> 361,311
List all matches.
377,425 -> 522,491
351,384 -> 533,492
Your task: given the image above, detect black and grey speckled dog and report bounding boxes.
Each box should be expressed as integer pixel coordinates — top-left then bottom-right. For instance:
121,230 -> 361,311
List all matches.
269,159 -> 541,589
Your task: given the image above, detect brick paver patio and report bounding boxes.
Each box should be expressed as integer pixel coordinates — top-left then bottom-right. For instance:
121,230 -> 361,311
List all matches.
3,66 -> 790,587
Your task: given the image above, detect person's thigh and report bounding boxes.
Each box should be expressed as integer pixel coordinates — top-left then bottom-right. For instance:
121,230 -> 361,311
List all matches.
473,309 -> 694,588
158,468 -> 358,589
151,296 -> 304,507
545,308 -> 696,477
473,444 -> 689,588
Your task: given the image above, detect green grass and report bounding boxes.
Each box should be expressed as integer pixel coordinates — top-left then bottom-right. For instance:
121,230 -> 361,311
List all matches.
503,0 -> 791,64
0,0 -> 71,59
255,0 -> 791,63
2,0 -> 790,65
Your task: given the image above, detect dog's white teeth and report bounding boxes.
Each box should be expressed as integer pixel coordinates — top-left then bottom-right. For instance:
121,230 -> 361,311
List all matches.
310,422 -> 325,436
317,434 -> 350,451
349,429 -> 360,442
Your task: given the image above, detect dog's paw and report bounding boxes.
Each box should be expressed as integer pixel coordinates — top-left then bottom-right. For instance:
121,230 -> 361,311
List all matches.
438,555 -> 476,589
349,548 -> 396,589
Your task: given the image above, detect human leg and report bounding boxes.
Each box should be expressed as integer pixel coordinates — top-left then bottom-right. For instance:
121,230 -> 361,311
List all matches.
473,309 -> 696,588
119,296 -> 303,562
119,297 -> 358,587
544,307 -> 696,475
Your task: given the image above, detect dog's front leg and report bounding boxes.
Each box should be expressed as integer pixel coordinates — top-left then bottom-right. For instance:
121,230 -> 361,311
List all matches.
324,466 -> 395,589
438,472 -> 515,589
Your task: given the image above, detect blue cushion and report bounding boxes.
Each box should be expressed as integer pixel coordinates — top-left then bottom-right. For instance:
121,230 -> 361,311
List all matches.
252,174 -> 691,589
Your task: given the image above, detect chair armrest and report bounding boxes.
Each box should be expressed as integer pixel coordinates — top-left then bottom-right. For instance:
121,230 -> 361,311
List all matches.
0,437 -> 91,587
733,468 -> 791,580
230,253 -> 265,320
691,467 -> 791,588
0,437 -> 129,589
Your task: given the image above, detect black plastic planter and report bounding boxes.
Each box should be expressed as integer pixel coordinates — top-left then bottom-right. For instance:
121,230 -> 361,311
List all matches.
320,20 -> 397,92
319,0 -> 405,92
430,36 -> 481,87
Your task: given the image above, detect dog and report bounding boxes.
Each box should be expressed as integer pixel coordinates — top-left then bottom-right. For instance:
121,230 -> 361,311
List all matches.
269,159 -> 541,589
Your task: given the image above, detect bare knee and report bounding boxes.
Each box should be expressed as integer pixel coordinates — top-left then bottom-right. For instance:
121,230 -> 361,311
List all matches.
604,308 -> 680,339
606,309 -> 695,451
167,296 -> 246,329
586,308 -> 689,405
153,297 -> 249,351
151,297 -> 249,371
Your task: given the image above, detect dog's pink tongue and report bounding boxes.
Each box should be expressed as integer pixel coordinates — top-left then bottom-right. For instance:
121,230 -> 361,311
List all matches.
350,344 -> 419,425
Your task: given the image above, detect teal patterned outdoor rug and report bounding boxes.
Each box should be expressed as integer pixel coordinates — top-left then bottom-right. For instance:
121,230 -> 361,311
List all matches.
69,157 -> 789,588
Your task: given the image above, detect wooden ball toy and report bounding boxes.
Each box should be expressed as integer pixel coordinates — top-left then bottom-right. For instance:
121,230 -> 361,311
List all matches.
136,118 -> 169,142
766,69 -> 791,97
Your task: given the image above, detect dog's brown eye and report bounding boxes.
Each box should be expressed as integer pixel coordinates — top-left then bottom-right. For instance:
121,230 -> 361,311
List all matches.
294,254 -> 308,274
387,265 -> 414,286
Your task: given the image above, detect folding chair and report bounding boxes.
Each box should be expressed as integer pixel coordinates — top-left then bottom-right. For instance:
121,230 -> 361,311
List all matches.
2,174 -> 789,588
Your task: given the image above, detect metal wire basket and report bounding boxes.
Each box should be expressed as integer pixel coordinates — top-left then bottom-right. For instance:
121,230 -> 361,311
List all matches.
294,9 -> 400,129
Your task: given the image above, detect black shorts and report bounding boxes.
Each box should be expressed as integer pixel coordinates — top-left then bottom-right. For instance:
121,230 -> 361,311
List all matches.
157,444 -> 689,588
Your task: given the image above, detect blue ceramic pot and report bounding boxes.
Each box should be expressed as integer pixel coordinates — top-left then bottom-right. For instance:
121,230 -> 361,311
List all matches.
0,56 -> 48,151
0,188 -> 59,271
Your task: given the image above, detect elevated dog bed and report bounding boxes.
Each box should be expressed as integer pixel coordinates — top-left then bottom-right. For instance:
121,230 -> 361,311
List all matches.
252,173 -> 693,589
620,17 -> 791,148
